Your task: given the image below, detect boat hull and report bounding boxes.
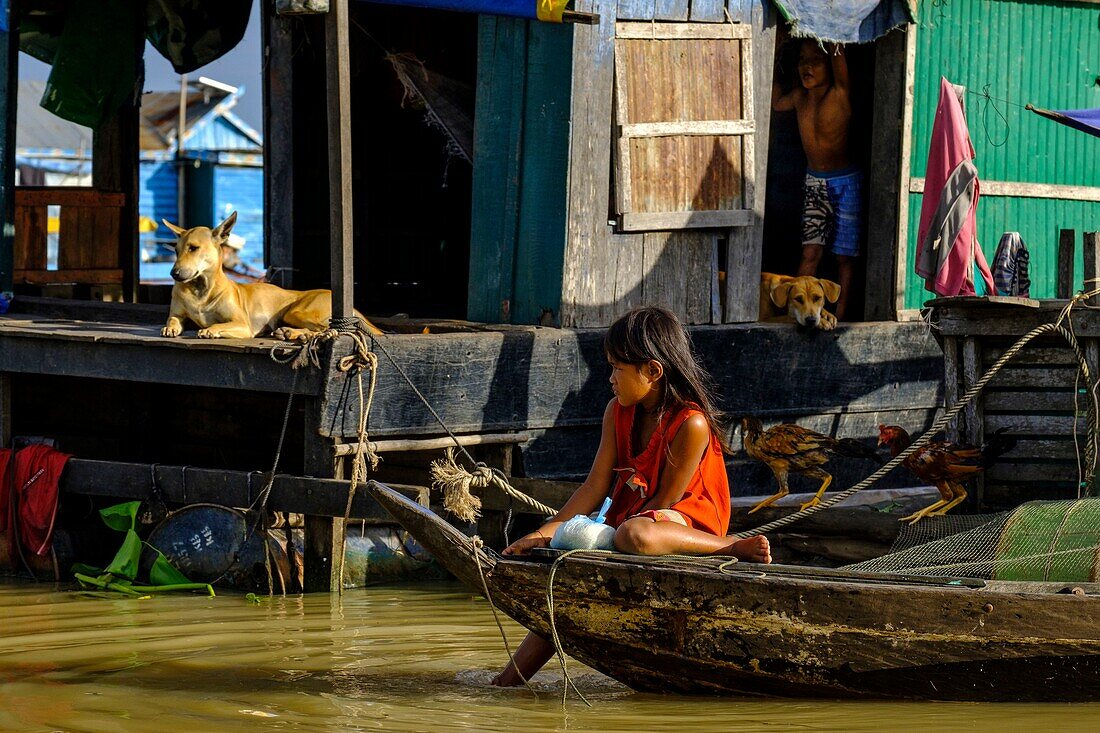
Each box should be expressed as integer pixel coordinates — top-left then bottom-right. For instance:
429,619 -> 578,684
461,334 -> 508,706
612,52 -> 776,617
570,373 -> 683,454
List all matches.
366,480 -> 1100,701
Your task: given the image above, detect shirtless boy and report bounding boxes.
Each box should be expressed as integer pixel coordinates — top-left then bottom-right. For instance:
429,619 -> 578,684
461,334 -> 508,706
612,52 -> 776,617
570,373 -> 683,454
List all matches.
773,36 -> 860,322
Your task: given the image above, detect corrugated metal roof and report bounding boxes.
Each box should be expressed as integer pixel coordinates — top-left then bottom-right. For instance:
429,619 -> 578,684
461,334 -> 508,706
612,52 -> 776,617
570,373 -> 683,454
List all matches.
17,80 -> 262,155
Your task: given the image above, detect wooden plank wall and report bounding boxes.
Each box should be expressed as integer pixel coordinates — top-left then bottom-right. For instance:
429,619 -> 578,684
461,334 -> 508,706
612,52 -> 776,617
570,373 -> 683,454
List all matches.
562,0 -> 772,327
323,321 -> 943,494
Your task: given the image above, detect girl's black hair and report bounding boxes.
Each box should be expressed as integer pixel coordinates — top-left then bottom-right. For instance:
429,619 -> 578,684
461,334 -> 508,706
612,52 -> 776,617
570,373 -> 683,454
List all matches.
604,306 -> 728,451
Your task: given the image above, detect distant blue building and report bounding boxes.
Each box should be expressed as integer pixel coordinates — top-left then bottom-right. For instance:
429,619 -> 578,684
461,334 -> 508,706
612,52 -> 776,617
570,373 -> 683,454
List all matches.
16,80 -> 264,280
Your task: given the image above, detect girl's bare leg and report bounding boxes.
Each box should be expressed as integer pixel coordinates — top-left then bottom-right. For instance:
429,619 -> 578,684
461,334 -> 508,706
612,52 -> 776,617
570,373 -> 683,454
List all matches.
491,631 -> 556,687
614,517 -> 771,562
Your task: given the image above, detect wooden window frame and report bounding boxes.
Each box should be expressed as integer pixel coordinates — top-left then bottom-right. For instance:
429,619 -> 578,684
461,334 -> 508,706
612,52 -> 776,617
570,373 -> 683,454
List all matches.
613,21 -> 755,233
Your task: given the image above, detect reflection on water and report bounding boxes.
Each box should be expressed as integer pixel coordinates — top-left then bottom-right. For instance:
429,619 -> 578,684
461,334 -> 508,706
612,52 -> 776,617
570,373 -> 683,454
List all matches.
0,579 -> 1097,732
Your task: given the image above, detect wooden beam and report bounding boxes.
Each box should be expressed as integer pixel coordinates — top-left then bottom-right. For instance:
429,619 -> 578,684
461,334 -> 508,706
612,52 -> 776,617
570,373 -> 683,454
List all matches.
58,457 -> 422,518
909,178 -> 1100,203
333,431 -> 531,456
893,27 -> 917,320
615,21 -> 752,39
1059,229 -> 1076,299
621,209 -> 753,231
723,2 -> 772,323
865,27 -> 908,321
325,0 -> 354,319
91,11 -> 143,304
0,329 -> 324,395
960,337 -> 984,508
14,189 -> 127,207
303,398 -> 346,592
1086,232 -> 1100,306
0,4 -> 15,297
620,120 -> 755,137
263,6 -> 296,288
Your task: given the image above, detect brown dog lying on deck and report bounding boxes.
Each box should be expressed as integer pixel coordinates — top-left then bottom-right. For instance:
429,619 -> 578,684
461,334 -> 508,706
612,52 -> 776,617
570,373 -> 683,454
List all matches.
759,272 -> 840,331
161,212 -> 381,340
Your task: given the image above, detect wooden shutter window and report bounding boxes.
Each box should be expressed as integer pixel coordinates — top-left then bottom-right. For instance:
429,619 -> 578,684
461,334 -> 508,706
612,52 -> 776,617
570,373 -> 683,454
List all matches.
613,22 -> 755,232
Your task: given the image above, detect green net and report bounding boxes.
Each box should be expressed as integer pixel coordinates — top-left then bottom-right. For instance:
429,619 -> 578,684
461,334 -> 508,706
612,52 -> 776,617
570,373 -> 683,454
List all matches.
844,499 -> 1100,582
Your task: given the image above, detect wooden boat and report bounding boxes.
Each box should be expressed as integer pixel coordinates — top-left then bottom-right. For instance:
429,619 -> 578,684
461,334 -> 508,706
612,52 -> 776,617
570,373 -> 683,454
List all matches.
367,480 -> 1100,701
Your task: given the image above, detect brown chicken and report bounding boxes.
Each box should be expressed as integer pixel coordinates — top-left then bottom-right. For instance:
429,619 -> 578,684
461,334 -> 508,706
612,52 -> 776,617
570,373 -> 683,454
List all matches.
741,417 -> 883,514
877,424 -> 1016,524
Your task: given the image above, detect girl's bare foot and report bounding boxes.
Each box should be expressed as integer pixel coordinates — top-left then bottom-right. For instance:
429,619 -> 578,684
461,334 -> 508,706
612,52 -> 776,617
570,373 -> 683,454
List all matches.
723,534 -> 771,563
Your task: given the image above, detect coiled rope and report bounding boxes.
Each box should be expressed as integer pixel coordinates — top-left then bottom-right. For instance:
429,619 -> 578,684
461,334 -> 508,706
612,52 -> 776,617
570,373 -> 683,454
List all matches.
261,318 -> 381,595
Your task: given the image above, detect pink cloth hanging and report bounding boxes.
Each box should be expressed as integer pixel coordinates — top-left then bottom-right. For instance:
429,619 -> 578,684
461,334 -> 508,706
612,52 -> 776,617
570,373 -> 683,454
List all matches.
914,77 -> 996,297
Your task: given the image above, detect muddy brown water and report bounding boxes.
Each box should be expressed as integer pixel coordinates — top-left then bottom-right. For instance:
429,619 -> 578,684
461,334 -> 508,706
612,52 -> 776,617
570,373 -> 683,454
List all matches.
0,580 -> 1096,732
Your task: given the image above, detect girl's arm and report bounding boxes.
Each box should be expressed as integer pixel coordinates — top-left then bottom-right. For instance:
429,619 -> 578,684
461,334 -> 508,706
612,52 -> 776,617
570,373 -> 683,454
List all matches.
502,399 -> 620,555
637,413 -> 710,512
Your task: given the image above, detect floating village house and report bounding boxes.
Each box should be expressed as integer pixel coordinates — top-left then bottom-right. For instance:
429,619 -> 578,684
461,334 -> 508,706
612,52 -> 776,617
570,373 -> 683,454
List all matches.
0,0 -> 1096,589
14,79 -> 263,287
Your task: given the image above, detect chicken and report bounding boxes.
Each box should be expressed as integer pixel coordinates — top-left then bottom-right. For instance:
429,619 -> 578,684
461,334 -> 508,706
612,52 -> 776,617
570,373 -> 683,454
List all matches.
741,417 -> 884,514
877,424 -> 1016,524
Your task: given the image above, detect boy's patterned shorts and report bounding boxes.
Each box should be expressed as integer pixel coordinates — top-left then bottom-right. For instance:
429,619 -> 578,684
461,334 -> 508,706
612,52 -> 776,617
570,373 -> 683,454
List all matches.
801,167 -> 863,257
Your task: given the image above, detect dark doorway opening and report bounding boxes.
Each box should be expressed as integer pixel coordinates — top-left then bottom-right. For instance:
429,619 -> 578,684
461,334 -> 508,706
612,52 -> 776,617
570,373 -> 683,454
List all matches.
349,4 -> 476,319
762,34 -> 877,323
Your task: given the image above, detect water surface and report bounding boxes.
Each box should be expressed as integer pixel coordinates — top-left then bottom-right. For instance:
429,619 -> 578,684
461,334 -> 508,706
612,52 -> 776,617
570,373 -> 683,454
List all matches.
0,581 -> 1095,732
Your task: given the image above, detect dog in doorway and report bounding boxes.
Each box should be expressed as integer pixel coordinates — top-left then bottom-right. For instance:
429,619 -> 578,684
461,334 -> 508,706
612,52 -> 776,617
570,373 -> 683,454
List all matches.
160,212 -> 382,340
758,272 -> 840,331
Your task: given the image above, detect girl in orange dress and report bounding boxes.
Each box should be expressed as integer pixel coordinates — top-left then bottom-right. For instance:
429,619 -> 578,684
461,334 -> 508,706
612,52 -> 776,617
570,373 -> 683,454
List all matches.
491,306 -> 770,686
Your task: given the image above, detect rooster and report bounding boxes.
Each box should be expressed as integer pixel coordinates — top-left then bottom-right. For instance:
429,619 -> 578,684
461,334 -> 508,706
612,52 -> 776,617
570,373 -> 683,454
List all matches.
877,424 -> 1016,524
741,417 -> 884,514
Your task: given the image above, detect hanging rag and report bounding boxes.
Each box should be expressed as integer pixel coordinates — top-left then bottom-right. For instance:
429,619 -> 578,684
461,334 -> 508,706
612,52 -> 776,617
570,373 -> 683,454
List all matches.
991,232 -> 1031,297
0,444 -> 71,558
914,78 -> 997,298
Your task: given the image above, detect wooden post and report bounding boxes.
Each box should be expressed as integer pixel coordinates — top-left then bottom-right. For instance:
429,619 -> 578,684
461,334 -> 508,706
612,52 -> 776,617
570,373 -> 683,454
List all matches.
303,397 -> 345,592
1084,232 -> 1100,305
263,6 -> 296,288
723,2 -> 774,323
325,0 -> 354,319
475,443 -> 515,550
961,337 -> 985,509
0,2 -> 17,297
942,337 -> 960,443
1058,229 -> 1075,299
92,8 -> 143,303
865,27 -> 908,321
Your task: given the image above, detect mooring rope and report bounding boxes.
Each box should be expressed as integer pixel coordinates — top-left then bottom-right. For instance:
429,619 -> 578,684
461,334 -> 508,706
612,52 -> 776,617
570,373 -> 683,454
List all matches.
366,334 -> 559,521
469,537 -> 540,699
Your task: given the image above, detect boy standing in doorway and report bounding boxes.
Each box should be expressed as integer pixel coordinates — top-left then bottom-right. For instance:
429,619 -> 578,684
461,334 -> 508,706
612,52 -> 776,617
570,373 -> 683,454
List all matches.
773,34 -> 860,322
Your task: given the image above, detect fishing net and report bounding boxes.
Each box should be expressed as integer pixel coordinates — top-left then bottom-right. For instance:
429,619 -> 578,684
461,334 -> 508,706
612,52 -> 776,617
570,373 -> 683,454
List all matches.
844,498 -> 1100,582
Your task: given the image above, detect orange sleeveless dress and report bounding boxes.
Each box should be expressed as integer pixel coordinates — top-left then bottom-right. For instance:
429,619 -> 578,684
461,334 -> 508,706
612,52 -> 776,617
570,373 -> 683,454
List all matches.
602,402 -> 730,536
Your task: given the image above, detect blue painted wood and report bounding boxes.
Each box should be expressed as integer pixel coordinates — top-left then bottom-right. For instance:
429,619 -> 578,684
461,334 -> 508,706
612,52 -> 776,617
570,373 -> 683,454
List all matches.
690,0 -> 727,22
512,22 -> 572,325
617,0 -> 653,21
467,17 -> 528,323
653,0 -> 689,20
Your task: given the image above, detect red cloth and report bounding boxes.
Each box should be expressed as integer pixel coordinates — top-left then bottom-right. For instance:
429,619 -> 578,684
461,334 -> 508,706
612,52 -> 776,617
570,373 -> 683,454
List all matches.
0,444 -> 71,557
602,403 -> 730,536
915,77 -> 996,297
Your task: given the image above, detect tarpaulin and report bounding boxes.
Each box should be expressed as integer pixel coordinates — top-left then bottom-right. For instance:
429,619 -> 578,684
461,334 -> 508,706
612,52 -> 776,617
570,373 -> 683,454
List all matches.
772,0 -> 914,44
1027,105 -> 1100,140
364,0 -> 569,23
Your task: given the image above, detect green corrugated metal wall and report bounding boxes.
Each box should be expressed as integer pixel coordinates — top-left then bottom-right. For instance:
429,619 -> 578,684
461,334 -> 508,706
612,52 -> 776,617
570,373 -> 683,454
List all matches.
904,0 -> 1100,309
